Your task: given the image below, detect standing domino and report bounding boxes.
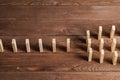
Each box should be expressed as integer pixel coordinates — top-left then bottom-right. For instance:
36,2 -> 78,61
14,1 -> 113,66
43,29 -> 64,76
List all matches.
0,39 -> 4,52
98,26 -> 102,40
87,38 -> 91,52
99,38 -> 104,51
112,51 -> 118,65
38,39 -> 43,52
86,30 -> 90,44
25,39 -> 30,52
111,38 -> 116,53
110,25 -> 116,39
88,48 -> 93,62
100,49 -> 104,64
52,38 -> 56,52
67,38 -> 70,52
12,39 -> 18,52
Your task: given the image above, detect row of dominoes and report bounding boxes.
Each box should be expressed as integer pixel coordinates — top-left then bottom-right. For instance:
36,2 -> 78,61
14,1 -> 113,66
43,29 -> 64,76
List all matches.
0,38 -> 71,53
0,25 -> 118,65
87,25 -> 118,65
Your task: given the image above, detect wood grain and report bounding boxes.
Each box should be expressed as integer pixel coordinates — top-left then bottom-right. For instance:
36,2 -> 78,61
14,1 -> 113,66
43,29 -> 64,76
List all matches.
0,6 -> 120,35
0,0 -> 120,79
0,6 -> 120,21
0,0 -> 120,6
0,72 -> 120,80
0,53 -> 120,72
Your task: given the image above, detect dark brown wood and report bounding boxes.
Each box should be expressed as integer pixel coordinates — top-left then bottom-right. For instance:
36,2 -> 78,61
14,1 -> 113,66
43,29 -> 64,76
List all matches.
1,0 -> 120,80
0,0 -> 120,6
0,72 -> 120,80
0,53 -> 120,72
0,6 -> 120,35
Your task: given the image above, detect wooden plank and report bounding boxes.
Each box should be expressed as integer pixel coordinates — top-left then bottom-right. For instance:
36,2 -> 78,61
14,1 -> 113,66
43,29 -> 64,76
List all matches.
0,72 -> 120,80
0,0 -> 120,6
0,20 -> 120,36
0,6 -> 120,35
0,1 -> 120,80
0,53 -> 120,72
0,6 -> 120,20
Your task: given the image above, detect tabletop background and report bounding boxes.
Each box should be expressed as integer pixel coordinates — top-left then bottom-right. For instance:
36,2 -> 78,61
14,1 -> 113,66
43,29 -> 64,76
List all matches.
0,0 -> 120,80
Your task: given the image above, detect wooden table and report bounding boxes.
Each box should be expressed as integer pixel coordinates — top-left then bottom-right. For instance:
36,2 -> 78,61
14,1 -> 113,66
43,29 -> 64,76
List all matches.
0,0 -> 120,80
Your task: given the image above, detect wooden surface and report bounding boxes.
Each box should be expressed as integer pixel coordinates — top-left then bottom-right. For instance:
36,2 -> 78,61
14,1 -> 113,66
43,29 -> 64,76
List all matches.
1,0 -> 120,80
0,72 -> 120,80
0,0 -> 120,6
0,6 -> 120,36
1,53 -> 120,72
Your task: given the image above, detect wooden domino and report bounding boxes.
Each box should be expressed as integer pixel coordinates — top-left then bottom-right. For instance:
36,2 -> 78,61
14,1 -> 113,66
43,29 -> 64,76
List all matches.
12,39 -> 18,52
88,48 -> 93,62
112,51 -> 118,65
110,25 -> 116,39
99,38 -> 104,51
25,39 -> 30,52
52,38 -> 56,52
0,39 -> 4,52
67,38 -> 70,52
100,49 -> 104,64
87,38 -> 91,53
86,30 -> 90,43
38,38 -> 43,52
111,38 -> 116,53
98,26 -> 102,40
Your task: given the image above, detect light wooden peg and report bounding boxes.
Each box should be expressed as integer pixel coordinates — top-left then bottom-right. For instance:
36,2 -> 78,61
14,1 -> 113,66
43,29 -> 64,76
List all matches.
100,49 -> 104,64
25,39 -> 30,52
111,38 -> 116,53
52,38 -> 56,52
88,48 -> 93,62
112,51 -> 118,65
38,39 -> 43,52
110,25 -> 116,39
87,38 -> 91,52
12,39 -> 18,52
98,26 -> 102,40
99,38 -> 104,51
67,38 -> 70,52
0,39 -> 4,52
86,30 -> 90,44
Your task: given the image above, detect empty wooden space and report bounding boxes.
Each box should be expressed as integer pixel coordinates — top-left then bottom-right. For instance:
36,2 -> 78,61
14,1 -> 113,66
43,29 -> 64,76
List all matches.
0,0 -> 120,6
1,0 -> 120,80
1,72 -> 120,80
